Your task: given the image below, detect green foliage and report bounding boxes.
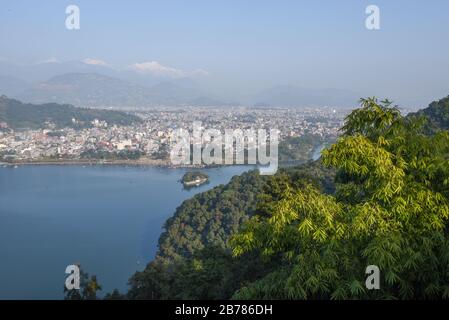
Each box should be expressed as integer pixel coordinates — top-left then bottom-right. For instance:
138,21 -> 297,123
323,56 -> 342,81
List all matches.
181,171 -> 209,188
410,95 -> 449,132
126,162 -> 335,299
278,134 -> 328,163
64,267 -> 102,300
157,171 -> 267,262
231,97 -> 449,299
126,96 -> 449,300
0,95 -> 141,130
127,246 -> 275,300
181,171 -> 209,184
104,289 -> 126,300
125,171 -> 271,299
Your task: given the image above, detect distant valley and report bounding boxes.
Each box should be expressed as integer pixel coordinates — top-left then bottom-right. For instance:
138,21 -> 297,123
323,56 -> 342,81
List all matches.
11,73 -> 230,108
0,72 -> 362,108
0,60 -> 364,108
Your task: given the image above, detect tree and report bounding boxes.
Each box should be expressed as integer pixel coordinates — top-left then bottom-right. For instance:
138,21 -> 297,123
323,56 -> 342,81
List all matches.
126,162 -> 335,300
104,289 -> 126,300
231,98 -> 449,299
64,267 -> 102,300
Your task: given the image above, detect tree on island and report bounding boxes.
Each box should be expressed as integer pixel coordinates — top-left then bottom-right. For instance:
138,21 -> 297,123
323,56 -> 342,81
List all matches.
181,171 -> 209,185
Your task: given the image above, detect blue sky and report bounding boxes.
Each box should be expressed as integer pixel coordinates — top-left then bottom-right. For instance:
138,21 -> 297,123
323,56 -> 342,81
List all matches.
1,0 -> 449,106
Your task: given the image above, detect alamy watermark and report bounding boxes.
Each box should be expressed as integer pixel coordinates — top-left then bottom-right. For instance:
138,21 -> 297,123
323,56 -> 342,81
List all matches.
65,5 -> 80,30
64,4 -> 380,32
365,5 -> 380,30
365,265 -> 380,290
170,122 -> 279,175
65,264 -> 80,290
64,5 -> 379,31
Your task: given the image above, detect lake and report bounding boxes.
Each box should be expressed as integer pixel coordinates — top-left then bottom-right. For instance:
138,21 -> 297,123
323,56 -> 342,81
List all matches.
312,143 -> 327,161
0,165 -> 255,299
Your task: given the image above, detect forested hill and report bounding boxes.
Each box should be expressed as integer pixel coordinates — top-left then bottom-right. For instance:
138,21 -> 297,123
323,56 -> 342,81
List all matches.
123,96 -> 449,300
409,95 -> 449,131
127,161 -> 335,299
153,95 -> 449,264
157,170 -> 266,262
153,161 -> 336,264
151,93 -> 449,264
0,95 -> 141,130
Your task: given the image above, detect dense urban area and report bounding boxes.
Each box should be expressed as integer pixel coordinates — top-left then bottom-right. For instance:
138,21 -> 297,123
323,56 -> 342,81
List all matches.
0,105 -> 348,165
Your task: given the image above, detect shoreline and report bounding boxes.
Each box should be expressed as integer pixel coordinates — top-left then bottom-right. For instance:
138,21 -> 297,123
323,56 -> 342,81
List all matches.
0,158 -> 203,168
0,159 -> 259,170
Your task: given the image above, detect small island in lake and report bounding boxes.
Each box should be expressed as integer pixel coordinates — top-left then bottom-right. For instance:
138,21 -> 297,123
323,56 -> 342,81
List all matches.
181,171 -> 209,187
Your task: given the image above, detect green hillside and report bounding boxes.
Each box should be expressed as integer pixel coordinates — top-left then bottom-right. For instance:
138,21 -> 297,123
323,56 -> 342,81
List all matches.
0,95 -> 141,130
122,96 -> 449,300
409,95 -> 449,132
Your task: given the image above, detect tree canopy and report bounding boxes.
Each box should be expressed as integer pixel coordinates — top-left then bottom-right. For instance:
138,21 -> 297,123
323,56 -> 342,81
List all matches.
231,98 -> 449,299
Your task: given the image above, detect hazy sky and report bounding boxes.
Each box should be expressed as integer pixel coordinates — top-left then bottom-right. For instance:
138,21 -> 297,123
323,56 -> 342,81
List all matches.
1,0 -> 449,106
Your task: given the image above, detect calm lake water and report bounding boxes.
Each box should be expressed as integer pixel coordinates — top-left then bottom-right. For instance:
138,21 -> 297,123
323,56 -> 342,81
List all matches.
0,165 -> 255,299
312,143 -> 327,161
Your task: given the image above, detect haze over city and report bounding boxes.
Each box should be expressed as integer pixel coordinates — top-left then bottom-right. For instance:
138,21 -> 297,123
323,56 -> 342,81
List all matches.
1,0 -> 449,107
